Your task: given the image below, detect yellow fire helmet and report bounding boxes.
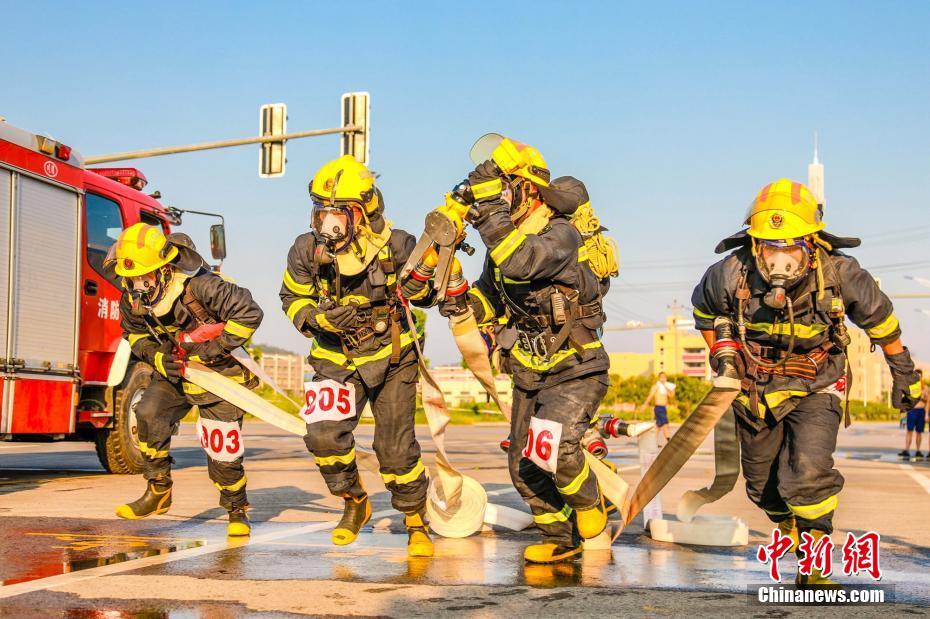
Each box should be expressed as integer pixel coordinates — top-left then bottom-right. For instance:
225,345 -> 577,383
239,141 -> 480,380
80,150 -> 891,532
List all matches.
112,223 -> 179,277
469,133 -> 551,187
308,154 -> 379,215
745,179 -> 825,240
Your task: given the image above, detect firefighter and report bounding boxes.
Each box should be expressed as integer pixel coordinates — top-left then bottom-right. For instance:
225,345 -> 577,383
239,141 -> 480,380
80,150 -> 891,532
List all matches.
450,137 -> 611,564
692,179 -> 923,586
111,224 -> 263,536
280,155 -> 440,557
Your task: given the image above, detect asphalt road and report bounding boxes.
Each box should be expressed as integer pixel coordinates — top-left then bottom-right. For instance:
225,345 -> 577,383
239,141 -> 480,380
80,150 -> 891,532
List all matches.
0,421 -> 928,617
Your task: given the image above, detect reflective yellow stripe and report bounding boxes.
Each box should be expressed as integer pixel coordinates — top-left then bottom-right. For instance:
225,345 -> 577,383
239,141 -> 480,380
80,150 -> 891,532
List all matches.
153,352 -> 167,377
693,308 -> 716,320
511,341 -> 603,372
138,441 -> 169,459
286,297 -> 318,322
128,333 -> 149,347
381,459 -> 426,485
283,269 -> 315,296
215,475 -> 247,492
340,294 -> 370,305
493,267 -> 529,285
310,332 -> 417,369
224,320 -> 255,339
490,228 -> 527,265
533,505 -> 573,525
316,313 -> 340,332
577,246 -> 589,262
468,288 -> 495,323
745,322 -> 828,339
314,448 -> 356,467
787,495 -> 838,520
909,381 -> 923,399
763,390 -> 808,410
866,314 -> 899,340
556,460 -> 590,496
471,178 -> 503,200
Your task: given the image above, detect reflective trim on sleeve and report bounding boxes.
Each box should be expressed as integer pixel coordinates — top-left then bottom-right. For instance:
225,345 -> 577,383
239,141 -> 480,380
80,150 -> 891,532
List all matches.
283,269 -> 316,296
556,460 -> 591,496
787,495 -> 838,521
490,228 -> 528,265
224,320 -> 255,339
153,352 -> 167,377
286,297 -> 318,322
693,308 -> 716,320
381,459 -> 426,485
577,246 -> 589,263
214,475 -> 247,493
909,381 -> 923,399
128,333 -> 149,347
468,287 -> 495,323
533,504 -> 573,525
314,448 -> 356,467
866,314 -> 900,340
315,313 -> 341,333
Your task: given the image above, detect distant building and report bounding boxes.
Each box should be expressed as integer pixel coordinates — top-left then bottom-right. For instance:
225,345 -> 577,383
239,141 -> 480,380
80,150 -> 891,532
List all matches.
430,365 -> 512,408
846,326 -> 893,405
653,314 -> 710,379
608,352 -> 654,378
257,352 -> 309,393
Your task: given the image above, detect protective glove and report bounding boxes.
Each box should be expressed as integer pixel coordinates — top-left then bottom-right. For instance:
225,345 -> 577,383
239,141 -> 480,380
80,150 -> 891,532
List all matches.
153,343 -> 185,383
885,348 -> 922,412
463,160 -> 509,224
307,304 -> 358,333
180,338 -> 227,364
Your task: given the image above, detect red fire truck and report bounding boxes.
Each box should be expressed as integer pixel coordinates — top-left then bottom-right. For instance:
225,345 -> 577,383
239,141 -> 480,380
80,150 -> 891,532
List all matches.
0,119 -> 226,473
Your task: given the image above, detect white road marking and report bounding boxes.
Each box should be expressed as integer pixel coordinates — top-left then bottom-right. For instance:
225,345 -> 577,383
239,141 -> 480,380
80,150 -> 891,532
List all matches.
0,507 -> 396,599
898,463 -> 930,496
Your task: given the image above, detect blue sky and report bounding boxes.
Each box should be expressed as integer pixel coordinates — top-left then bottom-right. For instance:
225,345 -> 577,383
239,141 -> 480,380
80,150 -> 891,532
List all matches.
2,1 -> 929,363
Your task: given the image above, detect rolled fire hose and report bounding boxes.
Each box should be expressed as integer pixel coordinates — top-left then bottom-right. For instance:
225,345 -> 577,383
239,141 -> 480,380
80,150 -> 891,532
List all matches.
675,406 -> 741,523
402,305 -> 531,536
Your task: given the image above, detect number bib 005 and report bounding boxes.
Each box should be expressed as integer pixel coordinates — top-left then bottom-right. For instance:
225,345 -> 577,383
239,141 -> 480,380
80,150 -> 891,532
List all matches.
196,417 -> 244,463
523,417 -> 562,474
300,379 -> 357,425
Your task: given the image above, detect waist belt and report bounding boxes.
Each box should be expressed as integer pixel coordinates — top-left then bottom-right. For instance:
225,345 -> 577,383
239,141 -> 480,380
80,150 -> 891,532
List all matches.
512,289 -> 601,361
756,347 -> 830,381
338,302 -> 404,365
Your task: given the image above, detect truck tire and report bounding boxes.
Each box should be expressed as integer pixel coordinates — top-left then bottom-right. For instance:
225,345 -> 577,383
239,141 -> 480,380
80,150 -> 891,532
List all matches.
94,362 -> 152,474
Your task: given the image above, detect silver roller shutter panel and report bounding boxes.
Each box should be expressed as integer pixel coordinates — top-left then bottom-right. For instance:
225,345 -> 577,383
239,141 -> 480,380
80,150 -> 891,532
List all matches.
0,169 -> 10,361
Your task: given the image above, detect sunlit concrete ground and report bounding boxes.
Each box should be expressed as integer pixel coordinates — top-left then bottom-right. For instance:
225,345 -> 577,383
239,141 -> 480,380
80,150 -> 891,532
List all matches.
0,421 -> 928,616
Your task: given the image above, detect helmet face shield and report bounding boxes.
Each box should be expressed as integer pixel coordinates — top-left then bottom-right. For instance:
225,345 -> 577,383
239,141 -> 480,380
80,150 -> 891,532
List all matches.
469,133 -> 505,166
755,239 -> 812,285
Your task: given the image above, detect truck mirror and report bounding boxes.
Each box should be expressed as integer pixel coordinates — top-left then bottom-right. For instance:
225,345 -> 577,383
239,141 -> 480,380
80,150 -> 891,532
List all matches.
210,224 -> 227,261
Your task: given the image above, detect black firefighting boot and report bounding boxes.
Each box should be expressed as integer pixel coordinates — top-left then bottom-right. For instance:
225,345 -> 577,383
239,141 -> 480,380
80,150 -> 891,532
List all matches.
795,528 -> 840,588
115,477 -> 173,519
227,505 -> 251,537
405,511 -> 434,558
332,481 -> 372,546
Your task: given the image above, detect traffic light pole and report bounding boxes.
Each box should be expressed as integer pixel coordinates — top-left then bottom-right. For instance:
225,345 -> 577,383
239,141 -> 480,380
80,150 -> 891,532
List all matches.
85,125 -> 362,165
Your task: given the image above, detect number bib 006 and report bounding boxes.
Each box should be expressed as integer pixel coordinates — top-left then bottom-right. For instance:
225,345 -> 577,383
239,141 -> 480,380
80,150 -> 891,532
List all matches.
196,417 -> 244,463
523,417 -> 562,474
300,379 -> 357,425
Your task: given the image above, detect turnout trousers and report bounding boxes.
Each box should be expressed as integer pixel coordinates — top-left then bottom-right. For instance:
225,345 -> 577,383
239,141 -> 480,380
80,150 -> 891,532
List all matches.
508,372 -> 609,546
303,353 -> 428,514
736,392 -> 845,533
135,375 -> 248,510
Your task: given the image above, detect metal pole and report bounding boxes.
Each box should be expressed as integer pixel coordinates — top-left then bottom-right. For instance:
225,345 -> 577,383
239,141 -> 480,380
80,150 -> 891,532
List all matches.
85,125 -> 361,165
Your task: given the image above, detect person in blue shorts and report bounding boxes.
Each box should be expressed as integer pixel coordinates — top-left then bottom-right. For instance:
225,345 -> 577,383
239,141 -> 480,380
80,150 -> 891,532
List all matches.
900,370 -> 928,460
642,372 -> 675,445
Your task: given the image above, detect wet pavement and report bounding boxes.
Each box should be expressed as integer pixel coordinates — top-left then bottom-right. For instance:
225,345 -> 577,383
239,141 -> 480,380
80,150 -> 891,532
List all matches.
0,423 -> 928,616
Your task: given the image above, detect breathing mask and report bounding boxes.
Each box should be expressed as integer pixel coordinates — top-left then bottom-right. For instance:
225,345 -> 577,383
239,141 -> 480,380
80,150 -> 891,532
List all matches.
754,238 -> 812,309
125,266 -> 172,315
311,201 -> 365,254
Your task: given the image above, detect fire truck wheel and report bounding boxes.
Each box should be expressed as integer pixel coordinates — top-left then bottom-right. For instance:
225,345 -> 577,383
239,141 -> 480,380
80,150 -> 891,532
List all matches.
95,362 -> 151,474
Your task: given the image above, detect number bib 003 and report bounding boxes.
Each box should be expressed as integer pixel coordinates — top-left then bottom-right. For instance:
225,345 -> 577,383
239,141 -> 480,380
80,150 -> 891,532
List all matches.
300,379 -> 357,425
523,417 -> 562,474
196,417 -> 244,463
